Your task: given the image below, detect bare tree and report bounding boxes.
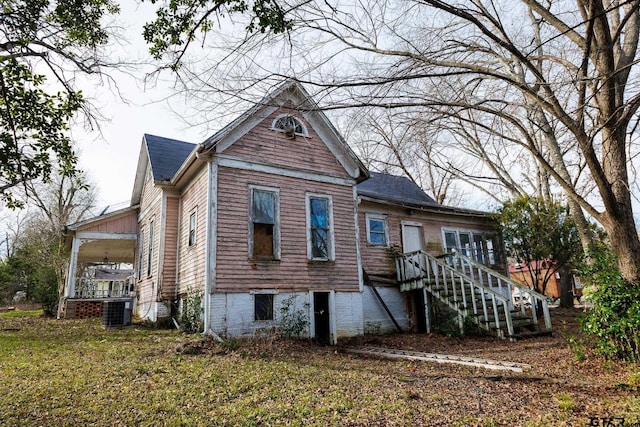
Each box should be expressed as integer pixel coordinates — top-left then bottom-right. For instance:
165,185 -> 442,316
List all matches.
144,0 -> 640,282
346,108 -> 467,205
23,173 -> 97,235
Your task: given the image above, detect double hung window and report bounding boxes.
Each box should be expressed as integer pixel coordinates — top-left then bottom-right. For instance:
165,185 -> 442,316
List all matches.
306,194 -> 334,261
366,214 -> 388,246
249,186 -> 280,260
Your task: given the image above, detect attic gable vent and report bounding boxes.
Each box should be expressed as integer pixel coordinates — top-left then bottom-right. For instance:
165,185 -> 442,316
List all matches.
271,114 -> 308,139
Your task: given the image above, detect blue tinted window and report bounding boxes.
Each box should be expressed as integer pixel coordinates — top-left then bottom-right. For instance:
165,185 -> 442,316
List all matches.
310,197 -> 330,259
368,218 -> 387,245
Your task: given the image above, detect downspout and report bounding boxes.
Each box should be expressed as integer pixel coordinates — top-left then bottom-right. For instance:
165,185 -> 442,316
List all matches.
198,145 -> 223,341
201,148 -> 213,335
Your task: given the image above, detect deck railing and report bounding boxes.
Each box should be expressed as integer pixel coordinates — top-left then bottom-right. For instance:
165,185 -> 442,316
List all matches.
74,278 -> 133,299
395,250 -> 552,338
449,252 -> 552,331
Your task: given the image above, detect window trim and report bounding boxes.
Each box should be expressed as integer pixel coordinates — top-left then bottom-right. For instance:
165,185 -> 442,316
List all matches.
441,227 -> 498,265
254,293 -> 275,321
305,193 -> 335,261
248,185 -> 281,261
188,209 -> 197,247
270,114 -> 309,137
365,213 -> 389,247
137,228 -> 145,280
147,219 -> 154,277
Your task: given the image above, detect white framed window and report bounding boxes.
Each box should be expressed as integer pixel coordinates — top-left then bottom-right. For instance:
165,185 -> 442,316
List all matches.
366,214 -> 389,246
248,185 -> 280,260
137,228 -> 145,280
442,228 -> 499,266
188,209 -> 197,246
147,219 -> 154,277
271,114 -> 309,137
254,294 -> 274,321
306,194 -> 335,261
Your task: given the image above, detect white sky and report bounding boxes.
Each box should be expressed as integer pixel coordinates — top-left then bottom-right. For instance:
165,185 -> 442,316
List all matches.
41,1 -> 640,224
71,2 -> 210,211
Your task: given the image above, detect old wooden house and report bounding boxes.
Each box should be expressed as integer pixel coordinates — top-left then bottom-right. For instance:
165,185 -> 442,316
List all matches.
61,81 -> 551,342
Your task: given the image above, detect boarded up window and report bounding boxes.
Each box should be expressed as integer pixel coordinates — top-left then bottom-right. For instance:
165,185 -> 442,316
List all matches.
249,187 -> 279,260
254,294 -> 274,320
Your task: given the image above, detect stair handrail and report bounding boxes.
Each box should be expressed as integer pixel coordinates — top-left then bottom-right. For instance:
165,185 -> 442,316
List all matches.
450,252 -> 552,331
396,250 -> 515,337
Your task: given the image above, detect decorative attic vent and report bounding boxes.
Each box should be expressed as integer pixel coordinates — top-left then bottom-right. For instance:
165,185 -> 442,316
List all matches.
271,115 -> 308,139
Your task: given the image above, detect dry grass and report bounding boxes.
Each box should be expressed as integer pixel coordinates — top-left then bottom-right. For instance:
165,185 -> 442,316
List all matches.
0,308 -> 638,426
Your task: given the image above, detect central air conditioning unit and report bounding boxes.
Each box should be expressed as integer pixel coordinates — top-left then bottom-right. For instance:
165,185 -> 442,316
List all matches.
102,299 -> 133,328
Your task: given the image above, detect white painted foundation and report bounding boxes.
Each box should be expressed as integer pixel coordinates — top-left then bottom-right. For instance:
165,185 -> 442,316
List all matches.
362,286 -> 411,334
207,291 -> 364,341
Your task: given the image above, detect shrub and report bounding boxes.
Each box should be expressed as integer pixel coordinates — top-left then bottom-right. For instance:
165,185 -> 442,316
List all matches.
579,244 -> 640,361
278,295 -> 309,337
32,267 -> 59,317
180,288 -> 203,334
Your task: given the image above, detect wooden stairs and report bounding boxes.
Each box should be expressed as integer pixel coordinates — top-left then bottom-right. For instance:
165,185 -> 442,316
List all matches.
395,250 -> 552,339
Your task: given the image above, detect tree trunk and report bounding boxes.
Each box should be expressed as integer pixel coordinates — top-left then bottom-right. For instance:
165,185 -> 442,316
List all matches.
603,208 -> 640,284
558,264 -> 574,309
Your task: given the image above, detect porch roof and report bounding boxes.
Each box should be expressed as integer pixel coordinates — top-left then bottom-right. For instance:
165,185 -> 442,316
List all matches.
64,205 -> 139,264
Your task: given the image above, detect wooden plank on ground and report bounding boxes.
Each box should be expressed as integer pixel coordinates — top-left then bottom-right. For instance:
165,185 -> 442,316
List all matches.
346,346 -> 531,373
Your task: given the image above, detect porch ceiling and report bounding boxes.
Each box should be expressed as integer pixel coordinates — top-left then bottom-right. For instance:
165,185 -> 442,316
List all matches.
77,239 -> 136,263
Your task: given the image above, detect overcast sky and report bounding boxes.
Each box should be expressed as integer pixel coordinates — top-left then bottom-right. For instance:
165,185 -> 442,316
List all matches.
25,1 -> 640,225
71,2 -> 210,212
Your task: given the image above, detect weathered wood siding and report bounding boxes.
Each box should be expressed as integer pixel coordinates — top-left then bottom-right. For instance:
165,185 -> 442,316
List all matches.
176,166 -> 208,296
160,196 -> 179,300
359,200 -> 495,277
136,166 -> 164,306
222,107 -> 348,178
215,166 -> 360,292
80,210 -> 138,234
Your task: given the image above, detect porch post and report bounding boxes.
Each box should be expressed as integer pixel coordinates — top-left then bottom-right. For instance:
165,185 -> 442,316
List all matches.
57,236 -> 80,319
423,288 -> 431,333
66,237 -> 81,298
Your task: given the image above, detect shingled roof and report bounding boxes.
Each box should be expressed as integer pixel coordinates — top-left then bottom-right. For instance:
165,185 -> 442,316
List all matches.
144,134 -> 196,182
357,172 -> 439,208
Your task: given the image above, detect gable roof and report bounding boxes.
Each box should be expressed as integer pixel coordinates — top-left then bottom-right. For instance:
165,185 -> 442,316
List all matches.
201,80 -> 369,182
131,81 -> 370,205
358,172 -> 439,208
358,172 -> 491,218
131,134 -> 197,205
145,134 -> 196,182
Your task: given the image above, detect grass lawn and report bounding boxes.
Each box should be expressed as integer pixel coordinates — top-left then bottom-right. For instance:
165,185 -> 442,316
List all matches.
0,309 -> 638,426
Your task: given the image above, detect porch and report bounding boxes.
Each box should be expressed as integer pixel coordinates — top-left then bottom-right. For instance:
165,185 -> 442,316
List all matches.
59,206 -> 138,319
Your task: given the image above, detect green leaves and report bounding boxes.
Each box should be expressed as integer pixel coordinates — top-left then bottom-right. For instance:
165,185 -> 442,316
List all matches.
579,244 -> 640,361
143,0 -> 292,64
0,0 -> 119,207
495,195 -> 580,293
0,59 -> 81,207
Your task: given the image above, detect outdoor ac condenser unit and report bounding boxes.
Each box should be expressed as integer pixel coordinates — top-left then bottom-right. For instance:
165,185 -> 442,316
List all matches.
102,299 -> 133,328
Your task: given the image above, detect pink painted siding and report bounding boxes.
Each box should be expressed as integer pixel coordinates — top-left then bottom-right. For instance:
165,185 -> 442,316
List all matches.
79,210 -> 138,234
136,167 -> 164,306
176,167 -> 208,296
222,107 -> 349,178
215,166 -> 359,292
359,200 -> 495,277
160,196 -> 180,300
